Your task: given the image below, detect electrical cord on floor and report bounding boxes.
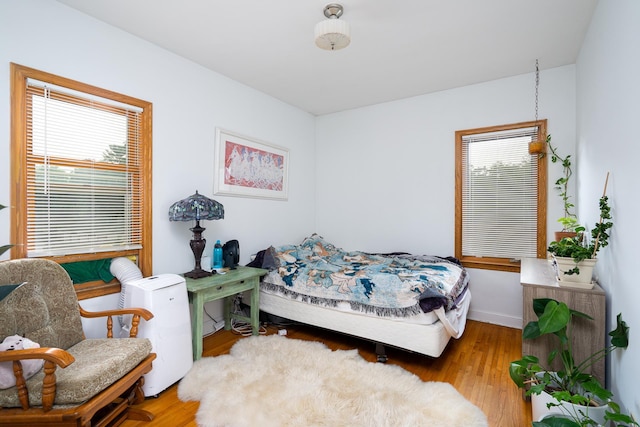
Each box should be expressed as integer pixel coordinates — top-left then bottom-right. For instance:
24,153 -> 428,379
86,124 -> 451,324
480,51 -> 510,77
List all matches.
230,318 -> 267,336
231,295 -> 267,336
231,320 -> 267,336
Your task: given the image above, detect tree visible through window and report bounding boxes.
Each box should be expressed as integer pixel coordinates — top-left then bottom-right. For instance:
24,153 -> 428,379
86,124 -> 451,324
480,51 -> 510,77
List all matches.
455,120 -> 547,272
10,63 -> 152,298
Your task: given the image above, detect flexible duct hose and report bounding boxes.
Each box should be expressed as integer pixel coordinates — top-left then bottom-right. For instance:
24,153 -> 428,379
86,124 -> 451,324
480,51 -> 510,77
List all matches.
110,257 -> 144,332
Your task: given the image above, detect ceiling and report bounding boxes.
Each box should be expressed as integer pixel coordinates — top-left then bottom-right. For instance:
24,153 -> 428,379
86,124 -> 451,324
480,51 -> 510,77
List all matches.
55,0 -> 598,116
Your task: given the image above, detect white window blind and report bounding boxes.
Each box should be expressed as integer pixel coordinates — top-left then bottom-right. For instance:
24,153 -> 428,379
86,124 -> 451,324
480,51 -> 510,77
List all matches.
25,80 -> 143,257
461,126 -> 539,260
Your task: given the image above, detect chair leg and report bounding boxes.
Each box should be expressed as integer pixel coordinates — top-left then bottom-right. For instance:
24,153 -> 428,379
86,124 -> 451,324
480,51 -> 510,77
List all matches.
125,378 -> 154,422
131,377 -> 145,405
127,408 -> 154,422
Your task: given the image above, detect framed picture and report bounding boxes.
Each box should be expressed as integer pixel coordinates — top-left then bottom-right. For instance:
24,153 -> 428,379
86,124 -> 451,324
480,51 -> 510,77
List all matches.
214,128 -> 289,200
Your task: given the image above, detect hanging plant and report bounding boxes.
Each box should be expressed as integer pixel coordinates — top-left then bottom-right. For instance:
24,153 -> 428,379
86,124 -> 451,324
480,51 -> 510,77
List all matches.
543,135 -> 579,232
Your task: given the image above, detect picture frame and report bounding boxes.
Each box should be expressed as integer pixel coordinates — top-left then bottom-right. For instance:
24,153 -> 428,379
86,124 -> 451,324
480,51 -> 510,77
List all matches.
214,128 -> 289,200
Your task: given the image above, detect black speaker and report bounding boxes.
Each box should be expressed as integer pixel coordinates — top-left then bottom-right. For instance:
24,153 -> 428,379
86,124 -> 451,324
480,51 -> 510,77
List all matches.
222,240 -> 240,269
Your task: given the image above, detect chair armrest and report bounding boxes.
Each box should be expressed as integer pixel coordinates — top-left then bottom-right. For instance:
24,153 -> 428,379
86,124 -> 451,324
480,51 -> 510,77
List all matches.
79,306 -> 153,321
0,347 -> 75,411
0,347 -> 74,368
78,305 -> 154,338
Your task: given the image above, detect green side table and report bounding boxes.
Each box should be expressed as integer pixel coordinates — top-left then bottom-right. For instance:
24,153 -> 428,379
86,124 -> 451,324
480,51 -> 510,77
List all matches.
184,266 -> 267,360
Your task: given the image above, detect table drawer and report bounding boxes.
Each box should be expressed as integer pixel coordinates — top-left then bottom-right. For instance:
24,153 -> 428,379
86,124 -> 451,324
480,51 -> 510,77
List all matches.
198,277 -> 257,299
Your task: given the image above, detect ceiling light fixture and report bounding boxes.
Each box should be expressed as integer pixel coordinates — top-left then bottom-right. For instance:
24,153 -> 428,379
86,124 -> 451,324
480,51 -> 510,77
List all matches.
315,3 -> 350,51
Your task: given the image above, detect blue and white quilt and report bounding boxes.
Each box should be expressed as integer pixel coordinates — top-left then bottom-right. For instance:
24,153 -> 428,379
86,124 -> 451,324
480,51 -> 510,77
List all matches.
259,234 -> 469,318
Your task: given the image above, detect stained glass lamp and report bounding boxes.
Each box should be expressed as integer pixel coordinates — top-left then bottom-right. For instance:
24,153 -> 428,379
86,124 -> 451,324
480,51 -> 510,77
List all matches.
169,191 -> 224,279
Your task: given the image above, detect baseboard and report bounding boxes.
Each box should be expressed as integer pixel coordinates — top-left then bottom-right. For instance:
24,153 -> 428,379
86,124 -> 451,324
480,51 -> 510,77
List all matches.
468,309 -> 522,329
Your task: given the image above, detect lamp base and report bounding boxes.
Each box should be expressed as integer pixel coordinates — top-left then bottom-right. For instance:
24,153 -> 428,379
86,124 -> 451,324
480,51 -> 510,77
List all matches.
184,268 -> 215,279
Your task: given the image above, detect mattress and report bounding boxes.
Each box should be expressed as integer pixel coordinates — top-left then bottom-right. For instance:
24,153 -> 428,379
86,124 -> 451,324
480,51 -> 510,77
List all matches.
259,286 -> 472,358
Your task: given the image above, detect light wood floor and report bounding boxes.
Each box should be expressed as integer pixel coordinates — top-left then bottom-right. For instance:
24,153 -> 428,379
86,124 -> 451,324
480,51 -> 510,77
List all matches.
122,320 -> 532,427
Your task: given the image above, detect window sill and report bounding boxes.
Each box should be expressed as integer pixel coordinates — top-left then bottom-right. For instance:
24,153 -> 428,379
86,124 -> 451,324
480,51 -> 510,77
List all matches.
75,279 -> 121,300
459,257 -> 522,273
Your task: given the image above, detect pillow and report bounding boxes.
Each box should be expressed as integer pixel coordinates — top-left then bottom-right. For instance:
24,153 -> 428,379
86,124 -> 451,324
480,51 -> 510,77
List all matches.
0,335 -> 44,389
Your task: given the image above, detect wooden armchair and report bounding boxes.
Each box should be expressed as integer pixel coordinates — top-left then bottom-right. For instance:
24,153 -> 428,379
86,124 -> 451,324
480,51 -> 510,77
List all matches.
0,258 -> 156,427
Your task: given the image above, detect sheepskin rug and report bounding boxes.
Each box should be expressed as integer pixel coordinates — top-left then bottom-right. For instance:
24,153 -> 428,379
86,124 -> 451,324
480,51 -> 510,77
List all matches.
178,335 -> 487,427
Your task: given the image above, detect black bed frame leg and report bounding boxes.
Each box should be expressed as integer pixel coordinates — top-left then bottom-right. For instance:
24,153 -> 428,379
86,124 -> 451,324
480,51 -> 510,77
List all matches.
375,342 -> 388,363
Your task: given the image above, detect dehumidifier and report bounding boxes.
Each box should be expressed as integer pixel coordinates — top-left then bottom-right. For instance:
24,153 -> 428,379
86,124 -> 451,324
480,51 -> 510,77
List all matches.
122,274 -> 193,397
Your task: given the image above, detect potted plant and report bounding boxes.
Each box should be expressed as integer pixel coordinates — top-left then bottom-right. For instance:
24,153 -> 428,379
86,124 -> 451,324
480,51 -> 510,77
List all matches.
510,298 -> 637,426
0,204 -> 12,257
544,135 -> 579,240
546,174 -> 612,288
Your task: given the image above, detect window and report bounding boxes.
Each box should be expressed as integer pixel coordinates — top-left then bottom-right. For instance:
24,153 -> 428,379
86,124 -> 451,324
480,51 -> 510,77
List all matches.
455,120 -> 547,272
10,63 -> 152,298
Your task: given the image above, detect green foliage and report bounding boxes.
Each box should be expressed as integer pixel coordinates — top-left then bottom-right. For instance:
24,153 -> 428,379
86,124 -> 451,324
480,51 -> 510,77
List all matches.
101,143 -> 127,164
547,195 -> 613,275
543,135 -> 577,231
510,299 -> 636,427
0,204 -> 12,257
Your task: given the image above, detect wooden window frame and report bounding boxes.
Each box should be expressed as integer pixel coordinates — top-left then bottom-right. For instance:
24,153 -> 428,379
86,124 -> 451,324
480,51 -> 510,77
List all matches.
10,63 -> 153,299
455,120 -> 547,273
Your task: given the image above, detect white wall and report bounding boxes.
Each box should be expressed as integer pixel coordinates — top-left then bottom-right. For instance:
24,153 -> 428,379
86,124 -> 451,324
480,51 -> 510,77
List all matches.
315,66 -> 577,327
0,0 -> 317,334
576,0 -> 640,416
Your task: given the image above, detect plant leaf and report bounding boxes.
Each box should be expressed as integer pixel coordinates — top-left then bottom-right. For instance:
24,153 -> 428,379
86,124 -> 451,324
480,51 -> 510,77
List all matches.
534,416 -> 581,427
0,244 -> 13,257
609,313 -> 629,349
523,321 -> 542,340
533,298 -> 555,317
538,300 -> 571,335
568,309 -> 593,321
581,377 -> 612,401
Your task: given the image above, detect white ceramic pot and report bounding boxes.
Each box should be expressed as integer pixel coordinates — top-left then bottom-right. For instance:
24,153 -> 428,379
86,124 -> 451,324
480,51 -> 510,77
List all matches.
531,389 -> 607,425
553,256 -> 597,289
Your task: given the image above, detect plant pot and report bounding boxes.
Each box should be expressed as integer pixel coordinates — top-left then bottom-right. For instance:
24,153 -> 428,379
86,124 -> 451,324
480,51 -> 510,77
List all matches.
531,389 -> 607,425
553,256 -> 597,289
554,231 -> 578,242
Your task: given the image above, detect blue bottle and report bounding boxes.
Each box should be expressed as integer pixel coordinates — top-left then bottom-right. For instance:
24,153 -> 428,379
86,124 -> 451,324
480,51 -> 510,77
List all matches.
213,240 -> 223,269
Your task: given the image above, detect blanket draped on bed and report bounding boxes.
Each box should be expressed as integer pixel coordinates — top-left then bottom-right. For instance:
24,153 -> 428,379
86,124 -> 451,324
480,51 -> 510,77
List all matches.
258,234 -> 469,318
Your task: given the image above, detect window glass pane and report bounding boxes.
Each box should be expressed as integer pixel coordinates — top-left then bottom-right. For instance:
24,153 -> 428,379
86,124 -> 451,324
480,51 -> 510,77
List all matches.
28,164 -> 139,257
462,134 -> 537,259
31,93 -> 128,163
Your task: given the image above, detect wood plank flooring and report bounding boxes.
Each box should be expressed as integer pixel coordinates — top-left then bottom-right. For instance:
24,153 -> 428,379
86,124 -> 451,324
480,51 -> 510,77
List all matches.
122,320 -> 531,427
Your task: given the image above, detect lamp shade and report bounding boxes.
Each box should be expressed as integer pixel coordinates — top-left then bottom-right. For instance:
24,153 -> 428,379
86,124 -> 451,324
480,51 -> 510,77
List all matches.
168,191 -> 224,222
315,18 -> 350,50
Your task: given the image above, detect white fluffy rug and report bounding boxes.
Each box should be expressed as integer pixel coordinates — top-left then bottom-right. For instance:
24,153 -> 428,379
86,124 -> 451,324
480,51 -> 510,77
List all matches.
178,335 -> 487,427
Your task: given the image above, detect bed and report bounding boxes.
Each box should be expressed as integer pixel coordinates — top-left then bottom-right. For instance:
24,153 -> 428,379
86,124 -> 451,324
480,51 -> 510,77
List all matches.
249,234 -> 472,359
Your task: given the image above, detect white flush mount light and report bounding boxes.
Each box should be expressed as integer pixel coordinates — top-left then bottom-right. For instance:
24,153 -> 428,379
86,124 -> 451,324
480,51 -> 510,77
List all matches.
315,3 -> 350,51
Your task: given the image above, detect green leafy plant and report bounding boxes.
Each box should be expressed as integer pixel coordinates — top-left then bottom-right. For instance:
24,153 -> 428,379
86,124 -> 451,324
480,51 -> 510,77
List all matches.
543,135 -> 578,232
510,298 -> 637,427
0,204 -> 12,257
547,173 -> 612,276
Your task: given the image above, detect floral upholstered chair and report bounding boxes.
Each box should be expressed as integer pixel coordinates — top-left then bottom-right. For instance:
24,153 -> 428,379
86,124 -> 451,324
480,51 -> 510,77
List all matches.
0,258 -> 156,427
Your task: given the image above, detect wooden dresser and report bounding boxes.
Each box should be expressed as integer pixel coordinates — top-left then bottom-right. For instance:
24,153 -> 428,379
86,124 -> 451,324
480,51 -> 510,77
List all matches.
520,258 -> 606,384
